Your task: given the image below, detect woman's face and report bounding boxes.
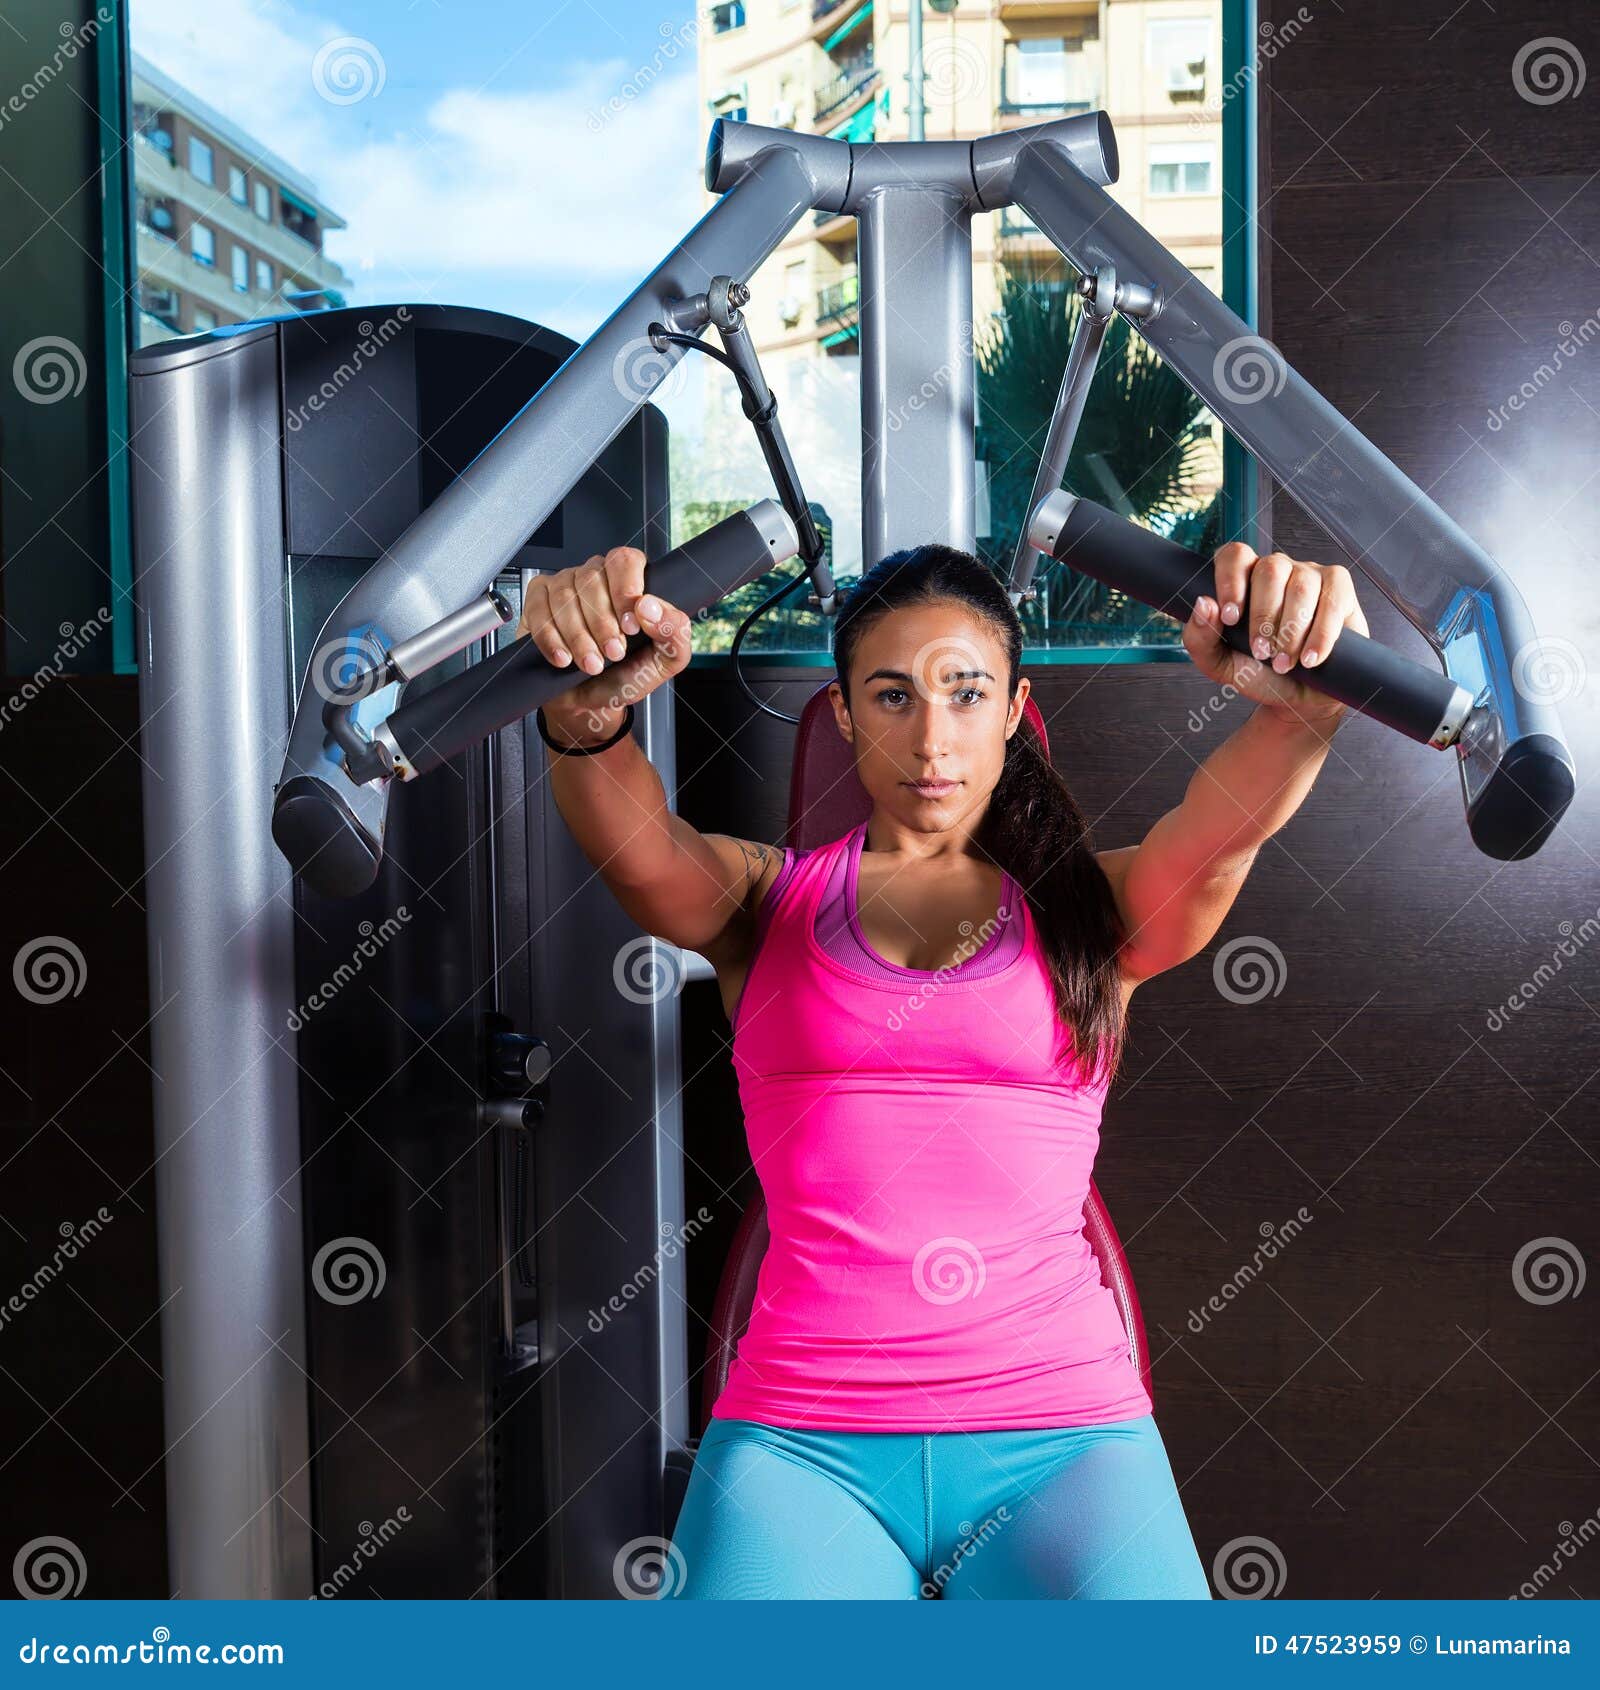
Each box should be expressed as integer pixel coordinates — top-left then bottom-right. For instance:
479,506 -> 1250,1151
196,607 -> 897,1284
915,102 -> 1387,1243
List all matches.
830,601 -> 1029,827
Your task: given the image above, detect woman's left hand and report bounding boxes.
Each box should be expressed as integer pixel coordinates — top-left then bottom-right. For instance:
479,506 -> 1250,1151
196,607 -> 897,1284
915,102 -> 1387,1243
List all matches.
1181,543 -> 1370,727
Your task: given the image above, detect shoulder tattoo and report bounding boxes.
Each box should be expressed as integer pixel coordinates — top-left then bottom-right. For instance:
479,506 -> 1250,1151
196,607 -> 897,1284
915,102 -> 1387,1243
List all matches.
733,839 -> 780,904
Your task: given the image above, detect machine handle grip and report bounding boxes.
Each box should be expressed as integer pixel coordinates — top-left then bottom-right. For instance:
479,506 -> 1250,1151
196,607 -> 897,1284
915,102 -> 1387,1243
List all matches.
1028,491 -> 1475,749
386,500 -> 797,780
272,500 -> 799,898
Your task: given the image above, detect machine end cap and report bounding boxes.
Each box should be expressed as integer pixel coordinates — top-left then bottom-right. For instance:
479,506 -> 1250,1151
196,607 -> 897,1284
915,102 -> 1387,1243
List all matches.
1467,733 -> 1576,860
272,775 -> 383,898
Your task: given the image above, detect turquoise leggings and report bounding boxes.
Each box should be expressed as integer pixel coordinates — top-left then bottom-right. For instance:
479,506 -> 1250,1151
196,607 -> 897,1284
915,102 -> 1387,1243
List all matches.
664,1413 -> 1211,1600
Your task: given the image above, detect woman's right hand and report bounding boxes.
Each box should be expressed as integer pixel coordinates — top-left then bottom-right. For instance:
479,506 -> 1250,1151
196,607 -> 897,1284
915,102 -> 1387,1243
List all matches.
517,545 -> 694,745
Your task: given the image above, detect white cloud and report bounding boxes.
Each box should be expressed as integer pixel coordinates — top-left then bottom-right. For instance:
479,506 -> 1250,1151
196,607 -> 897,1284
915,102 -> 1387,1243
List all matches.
131,0 -> 707,328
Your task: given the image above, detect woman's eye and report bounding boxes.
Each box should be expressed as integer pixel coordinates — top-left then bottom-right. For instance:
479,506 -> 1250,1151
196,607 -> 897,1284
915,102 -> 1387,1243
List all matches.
957,687 -> 985,705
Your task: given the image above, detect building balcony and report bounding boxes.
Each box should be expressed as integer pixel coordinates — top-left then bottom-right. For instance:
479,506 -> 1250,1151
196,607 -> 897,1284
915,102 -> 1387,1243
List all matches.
812,0 -> 872,50
132,144 -> 347,295
997,206 -> 1050,241
815,58 -> 878,126
136,225 -> 290,323
997,67 -> 1099,121
996,0 -> 1100,16
816,272 -> 859,325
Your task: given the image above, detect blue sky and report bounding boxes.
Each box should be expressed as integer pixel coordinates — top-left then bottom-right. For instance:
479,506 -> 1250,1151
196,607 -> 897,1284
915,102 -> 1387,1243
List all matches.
132,0 -> 709,338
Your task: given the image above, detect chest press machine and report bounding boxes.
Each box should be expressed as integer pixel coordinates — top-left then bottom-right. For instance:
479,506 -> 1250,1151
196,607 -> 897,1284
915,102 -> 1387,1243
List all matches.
130,110 -> 1573,1599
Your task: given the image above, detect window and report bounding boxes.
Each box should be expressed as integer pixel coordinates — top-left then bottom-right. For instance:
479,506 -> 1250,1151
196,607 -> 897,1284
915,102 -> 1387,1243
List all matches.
187,134 -> 213,184
710,2 -> 745,33
231,245 -> 249,291
255,258 -> 273,293
1148,142 -> 1214,197
708,84 -> 748,125
190,220 -> 215,266
1148,18 -> 1209,100
779,258 -> 806,325
253,180 -> 271,221
1002,34 -> 1097,110
229,165 -> 248,204
193,307 -> 217,331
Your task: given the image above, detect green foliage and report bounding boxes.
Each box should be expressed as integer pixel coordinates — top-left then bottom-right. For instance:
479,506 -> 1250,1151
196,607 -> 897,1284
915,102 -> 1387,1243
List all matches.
976,269 -> 1221,646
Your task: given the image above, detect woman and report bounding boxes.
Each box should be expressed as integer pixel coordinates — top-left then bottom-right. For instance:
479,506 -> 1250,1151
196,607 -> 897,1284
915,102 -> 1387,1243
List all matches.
522,533 -> 1367,1600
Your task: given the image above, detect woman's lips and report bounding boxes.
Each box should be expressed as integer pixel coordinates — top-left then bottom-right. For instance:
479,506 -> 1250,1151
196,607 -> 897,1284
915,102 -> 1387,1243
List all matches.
906,779 -> 959,797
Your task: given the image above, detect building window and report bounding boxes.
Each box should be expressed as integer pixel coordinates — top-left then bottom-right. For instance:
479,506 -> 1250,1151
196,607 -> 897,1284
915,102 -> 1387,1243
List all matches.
255,258 -> 273,293
193,307 -> 217,331
253,180 -> 271,221
190,221 -> 215,266
137,194 -> 177,240
138,284 -> 181,331
1148,141 -> 1214,197
1148,17 -> 1209,101
710,2 -> 745,34
708,84 -> 748,125
229,165 -> 248,204
1002,34 -> 1097,112
231,245 -> 250,291
188,135 -> 214,184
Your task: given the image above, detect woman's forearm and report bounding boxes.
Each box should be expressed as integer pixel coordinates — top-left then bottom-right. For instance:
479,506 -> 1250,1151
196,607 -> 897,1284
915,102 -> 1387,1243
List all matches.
544,723 -> 684,888
1175,702 -> 1345,874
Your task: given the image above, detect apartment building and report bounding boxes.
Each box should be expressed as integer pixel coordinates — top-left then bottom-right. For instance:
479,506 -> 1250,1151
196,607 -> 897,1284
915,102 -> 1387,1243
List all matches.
130,51 -> 350,346
700,0 -> 1222,352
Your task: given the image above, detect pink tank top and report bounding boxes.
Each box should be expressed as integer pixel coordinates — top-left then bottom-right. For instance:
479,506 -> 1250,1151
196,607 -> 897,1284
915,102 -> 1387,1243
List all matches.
713,820 -> 1153,1432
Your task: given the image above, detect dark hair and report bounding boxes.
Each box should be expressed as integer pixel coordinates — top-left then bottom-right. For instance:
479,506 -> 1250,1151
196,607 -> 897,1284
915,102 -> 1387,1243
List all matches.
833,543 -> 1128,1088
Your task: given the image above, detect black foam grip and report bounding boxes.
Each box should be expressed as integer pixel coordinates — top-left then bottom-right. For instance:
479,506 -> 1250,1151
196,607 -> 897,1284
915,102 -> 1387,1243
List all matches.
390,505 -> 784,779
1045,497 -> 1465,746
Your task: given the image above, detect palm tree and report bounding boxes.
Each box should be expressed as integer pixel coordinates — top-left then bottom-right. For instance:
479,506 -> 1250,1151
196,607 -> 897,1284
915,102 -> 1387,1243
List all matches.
976,268 -> 1222,647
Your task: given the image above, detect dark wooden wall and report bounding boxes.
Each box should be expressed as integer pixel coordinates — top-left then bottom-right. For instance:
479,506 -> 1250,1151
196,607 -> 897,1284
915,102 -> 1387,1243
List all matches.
677,2 -> 1600,1599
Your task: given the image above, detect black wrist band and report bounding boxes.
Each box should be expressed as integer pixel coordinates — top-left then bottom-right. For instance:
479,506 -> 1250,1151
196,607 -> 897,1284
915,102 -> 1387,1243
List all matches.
536,703 -> 635,756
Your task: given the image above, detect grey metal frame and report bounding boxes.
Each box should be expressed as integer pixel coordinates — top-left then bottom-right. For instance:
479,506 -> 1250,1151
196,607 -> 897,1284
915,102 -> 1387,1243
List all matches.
277,111 -> 1568,866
